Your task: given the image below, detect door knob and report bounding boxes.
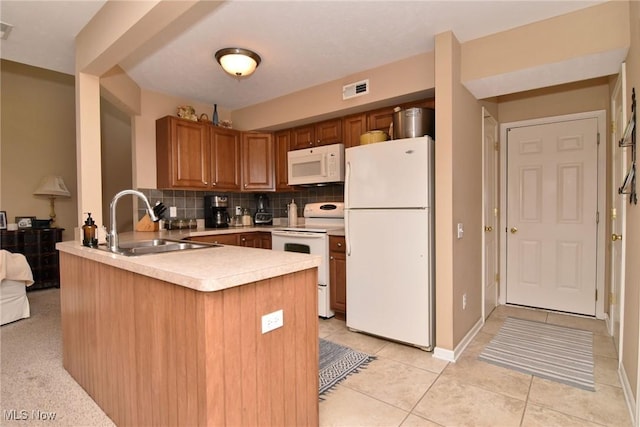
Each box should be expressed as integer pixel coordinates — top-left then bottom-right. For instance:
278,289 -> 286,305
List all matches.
510,227 -> 518,234
484,226 -> 493,232
612,233 -> 623,241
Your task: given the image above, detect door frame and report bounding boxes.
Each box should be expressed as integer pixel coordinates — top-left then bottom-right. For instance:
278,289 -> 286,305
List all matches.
610,63 -> 627,345
482,107 -> 499,320
498,110 -> 607,319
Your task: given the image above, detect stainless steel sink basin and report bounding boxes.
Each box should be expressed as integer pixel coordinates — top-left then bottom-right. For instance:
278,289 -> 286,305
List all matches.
96,239 -> 219,256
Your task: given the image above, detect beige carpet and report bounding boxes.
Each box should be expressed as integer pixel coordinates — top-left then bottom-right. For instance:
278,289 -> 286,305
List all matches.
0,288 -> 114,426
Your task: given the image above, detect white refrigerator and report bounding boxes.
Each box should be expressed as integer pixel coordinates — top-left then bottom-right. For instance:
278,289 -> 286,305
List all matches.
345,136 -> 434,350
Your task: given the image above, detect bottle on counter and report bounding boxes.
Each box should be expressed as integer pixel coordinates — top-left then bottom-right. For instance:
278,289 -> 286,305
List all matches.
242,208 -> 252,226
288,199 -> 298,226
82,212 -> 98,248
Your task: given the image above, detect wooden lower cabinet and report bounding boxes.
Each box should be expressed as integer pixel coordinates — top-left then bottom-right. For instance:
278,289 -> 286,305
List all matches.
239,232 -> 272,249
59,253 -> 319,426
190,231 -> 271,249
189,233 -> 239,245
329,236 -> 346,320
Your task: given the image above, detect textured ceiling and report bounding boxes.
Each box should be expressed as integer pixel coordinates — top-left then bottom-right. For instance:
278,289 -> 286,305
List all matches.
0,0 -> 610,110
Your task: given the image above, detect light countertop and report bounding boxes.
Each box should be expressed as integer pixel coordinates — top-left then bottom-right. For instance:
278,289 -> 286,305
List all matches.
57,238 -> 320,293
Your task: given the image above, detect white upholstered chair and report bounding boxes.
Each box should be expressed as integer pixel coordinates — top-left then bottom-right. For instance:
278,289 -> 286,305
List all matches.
0,249 -> 34,325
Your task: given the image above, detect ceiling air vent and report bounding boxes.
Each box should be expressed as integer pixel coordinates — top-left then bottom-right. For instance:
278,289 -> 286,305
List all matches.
342,79 -> 369,100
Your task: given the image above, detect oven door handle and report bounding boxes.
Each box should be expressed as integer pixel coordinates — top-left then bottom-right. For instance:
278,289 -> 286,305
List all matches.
271,231 -> 326,239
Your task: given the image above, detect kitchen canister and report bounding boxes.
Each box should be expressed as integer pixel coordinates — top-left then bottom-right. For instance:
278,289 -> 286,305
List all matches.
392,107 -> 435,140
288,199 -> 298,226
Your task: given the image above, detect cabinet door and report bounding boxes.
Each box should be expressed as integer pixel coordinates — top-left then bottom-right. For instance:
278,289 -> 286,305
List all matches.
239,232 -> 272,249
315,118 -> 342,146
241,133 -> 275,191
275,130 -> 295,191
329,236 -> 347,317
342,114 -> 367,148
291,125 -> 314,150
189,234 -> 239,245
156,116 -> 209,189
210,127 -> 241,191
367,107 -> 395,133
259,232 -> 272,249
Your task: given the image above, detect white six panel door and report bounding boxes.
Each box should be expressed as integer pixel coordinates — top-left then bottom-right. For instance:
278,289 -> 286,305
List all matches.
506,118 -> 598,315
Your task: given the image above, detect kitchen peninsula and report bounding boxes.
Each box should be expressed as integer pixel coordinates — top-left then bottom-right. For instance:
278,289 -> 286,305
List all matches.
57,238 -> 320,426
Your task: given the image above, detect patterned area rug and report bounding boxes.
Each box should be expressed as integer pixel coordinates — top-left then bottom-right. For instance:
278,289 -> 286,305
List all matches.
319,338 -> 374,396
478,317 -> 595,391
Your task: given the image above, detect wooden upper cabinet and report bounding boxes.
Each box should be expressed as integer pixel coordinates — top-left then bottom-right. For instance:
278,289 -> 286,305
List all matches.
291,125 -> 314,150
156,116 -> 209,189
315,118 -> 342,146
275,130 -> 294,191
342,113 -> 367,148
241,132 -> 275,191
209,126 -> 241,191
291,118 -> 342,150
367,106 -> 395,134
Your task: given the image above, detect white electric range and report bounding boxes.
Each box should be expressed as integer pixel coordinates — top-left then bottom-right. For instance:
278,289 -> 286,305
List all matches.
271,202 -> 344,318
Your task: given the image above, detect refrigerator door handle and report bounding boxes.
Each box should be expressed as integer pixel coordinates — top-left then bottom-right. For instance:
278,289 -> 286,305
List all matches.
345,209 -> 351,256
344,160 -> 351,209
344,159 -> 351,256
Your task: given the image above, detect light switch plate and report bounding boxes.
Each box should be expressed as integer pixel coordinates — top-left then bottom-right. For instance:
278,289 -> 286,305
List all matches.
457,223 -> 464,239
169,206 -> 177,218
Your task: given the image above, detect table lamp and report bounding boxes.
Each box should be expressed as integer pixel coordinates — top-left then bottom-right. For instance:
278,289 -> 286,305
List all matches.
33,175 -> 71,227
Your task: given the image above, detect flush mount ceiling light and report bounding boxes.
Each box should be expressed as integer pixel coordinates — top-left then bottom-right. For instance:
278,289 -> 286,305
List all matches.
215,48 -> 261,77
0,22 -> 13,40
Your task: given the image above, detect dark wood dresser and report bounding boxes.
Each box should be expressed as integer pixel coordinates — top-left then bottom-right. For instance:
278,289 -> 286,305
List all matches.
1,228 -> 64,290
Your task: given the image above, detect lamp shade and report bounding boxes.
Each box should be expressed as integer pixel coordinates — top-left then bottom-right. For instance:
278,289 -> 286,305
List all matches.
33,175 -> 71,197
215,48 -> 261,77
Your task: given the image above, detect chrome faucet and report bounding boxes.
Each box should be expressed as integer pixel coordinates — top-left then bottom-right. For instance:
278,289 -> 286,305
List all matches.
107,189 -> 158,253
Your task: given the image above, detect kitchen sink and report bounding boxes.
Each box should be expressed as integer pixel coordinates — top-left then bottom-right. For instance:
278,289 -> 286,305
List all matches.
96,239 -> 219,256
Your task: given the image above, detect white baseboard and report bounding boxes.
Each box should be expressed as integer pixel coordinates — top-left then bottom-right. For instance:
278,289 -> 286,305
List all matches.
619,362 -> 636,426
433,318 -> 483,363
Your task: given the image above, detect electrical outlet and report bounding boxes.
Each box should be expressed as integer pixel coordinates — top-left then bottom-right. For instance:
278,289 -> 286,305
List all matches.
463,293 -> 467,310
457,223 -> 464,239
261,309 -> 283,334
169,206 -> 177,218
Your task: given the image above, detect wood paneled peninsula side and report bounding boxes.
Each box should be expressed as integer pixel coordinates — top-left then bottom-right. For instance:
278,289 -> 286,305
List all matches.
56,240 -> 320,426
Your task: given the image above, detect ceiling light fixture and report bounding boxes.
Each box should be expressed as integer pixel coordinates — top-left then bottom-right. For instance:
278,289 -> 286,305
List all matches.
0,22 -> 13,40
215,48 -> 261,77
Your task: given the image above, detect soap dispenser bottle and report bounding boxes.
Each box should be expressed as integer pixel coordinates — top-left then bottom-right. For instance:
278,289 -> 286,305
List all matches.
82,212 -> 98,248
288,199 -> 298,226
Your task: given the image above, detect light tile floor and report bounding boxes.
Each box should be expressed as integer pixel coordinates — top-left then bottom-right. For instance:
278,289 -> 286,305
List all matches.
318,305 -> 631,427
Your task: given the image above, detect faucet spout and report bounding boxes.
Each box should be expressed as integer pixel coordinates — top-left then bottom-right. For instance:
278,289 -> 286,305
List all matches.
108,190 -> 158,253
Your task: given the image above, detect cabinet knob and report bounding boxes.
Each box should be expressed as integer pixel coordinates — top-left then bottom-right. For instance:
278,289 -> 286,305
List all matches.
330,256 -> 334,260
244,183 -> 248,188
337,242 -> 342,247
212,182 -> 216,186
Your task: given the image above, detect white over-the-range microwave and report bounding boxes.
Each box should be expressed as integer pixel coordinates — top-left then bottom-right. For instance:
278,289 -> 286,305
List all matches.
287,143 -> 345,186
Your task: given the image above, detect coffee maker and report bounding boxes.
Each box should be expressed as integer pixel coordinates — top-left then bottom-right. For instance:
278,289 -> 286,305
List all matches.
254,193 -> 273,225
204,195 -> 230,228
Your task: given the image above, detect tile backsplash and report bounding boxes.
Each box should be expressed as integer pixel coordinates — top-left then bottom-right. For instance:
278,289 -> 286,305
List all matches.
138,185 -> 344,222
